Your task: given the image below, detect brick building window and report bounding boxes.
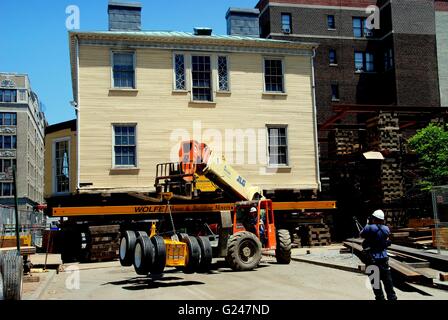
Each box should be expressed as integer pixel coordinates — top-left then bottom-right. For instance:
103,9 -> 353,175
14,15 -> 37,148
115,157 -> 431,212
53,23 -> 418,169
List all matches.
218,56 -> 229,92
192,55 -> 213,101
331,84 -> 340,101
353,17 -> 370,38
327,15 -> 335,29
281,13 -> 292,33
174,54 -> 186,90
384,48 -> 394,70
267,126 -> 288,166
264,59 -> 284,93
329,49 -> 337,65
0,90 -> 17,103
0,136 -> 17,149
0,113 -> 17,126
355,51 -> 375,72
114,125 -> 136,167
112,52 -> 135,88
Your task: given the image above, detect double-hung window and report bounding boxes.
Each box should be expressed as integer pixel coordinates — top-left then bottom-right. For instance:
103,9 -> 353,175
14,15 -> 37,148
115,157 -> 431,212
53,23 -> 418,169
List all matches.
114,125 -> 137,167
327,15 -> 336,29
353,17 -> 369,38
329,49 -> 337,65
112,52 -> 135,88
281,13 -> 292,33
54,139 -> 70,193
264,59 -> 284,93
267,126 -> 288,166
355,51 -> 375,72
331,84 -> 340,101
192,55 -> 212,101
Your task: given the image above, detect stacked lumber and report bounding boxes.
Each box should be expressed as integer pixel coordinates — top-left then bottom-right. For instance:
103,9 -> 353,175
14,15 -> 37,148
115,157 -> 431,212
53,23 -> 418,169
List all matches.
87,225 -> 120,262
433,228 -> 448,250
381,160 -> 405,203
367,112 -> 401,152
308,225 -> 332,247
390,227 -> 434,249
332,129 -> 356,156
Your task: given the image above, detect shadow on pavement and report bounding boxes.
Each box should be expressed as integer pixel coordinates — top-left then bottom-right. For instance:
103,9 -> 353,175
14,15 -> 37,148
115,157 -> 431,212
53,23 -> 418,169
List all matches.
104,275 -> 205,290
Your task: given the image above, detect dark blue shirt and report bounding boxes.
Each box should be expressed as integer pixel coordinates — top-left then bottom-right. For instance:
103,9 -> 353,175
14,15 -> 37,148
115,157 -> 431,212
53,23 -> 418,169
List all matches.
360,224 -> 391,260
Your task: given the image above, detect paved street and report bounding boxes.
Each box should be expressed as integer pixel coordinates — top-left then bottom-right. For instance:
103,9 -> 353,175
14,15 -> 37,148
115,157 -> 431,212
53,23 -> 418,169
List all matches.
26,256 -> 448,300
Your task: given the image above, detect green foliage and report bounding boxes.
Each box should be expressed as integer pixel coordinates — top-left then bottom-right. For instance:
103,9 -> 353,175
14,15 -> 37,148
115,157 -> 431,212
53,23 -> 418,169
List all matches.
408,123 -> 448,191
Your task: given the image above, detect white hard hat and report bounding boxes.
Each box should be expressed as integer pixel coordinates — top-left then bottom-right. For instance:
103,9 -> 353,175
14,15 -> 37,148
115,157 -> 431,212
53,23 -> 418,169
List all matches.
372,210 -> 385,220
250,207 -> 257,213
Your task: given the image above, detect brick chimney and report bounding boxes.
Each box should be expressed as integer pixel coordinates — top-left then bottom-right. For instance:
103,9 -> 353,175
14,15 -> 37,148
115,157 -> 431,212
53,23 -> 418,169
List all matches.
108,1 -> 142,32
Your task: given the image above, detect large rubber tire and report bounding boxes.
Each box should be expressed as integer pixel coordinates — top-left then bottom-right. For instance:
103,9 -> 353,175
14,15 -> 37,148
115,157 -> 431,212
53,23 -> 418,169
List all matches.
0,251 -> 23,300
179,235 -> 201,274
119,231 -> 137,267
133,235 -> 154,275
150,236 -> 166,275
275,229 -> 292,264
135,231 -> 148,239
226,231 -> 262,271
196,236 -> 213,273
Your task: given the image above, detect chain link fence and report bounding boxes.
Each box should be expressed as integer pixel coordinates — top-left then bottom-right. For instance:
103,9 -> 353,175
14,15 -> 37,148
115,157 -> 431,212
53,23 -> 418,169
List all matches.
432,186 -> 448,254
0,206 -> 46,248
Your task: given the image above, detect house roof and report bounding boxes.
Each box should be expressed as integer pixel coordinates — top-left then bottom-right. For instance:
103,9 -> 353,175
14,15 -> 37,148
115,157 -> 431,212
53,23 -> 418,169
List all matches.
46,119 -> 77,135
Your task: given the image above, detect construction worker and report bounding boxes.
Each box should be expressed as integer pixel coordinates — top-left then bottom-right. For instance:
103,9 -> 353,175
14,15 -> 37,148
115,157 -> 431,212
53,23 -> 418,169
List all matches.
243,207 -> 258,234
360,209 -> 397,301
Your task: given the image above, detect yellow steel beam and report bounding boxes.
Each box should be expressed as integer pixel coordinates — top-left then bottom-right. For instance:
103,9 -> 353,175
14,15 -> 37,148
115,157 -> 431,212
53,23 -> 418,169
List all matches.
51,201 -> 336,217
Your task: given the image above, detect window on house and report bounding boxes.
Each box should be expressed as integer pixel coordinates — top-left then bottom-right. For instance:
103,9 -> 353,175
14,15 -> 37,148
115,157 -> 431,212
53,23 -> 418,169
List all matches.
218,56 -> 229,92
0,159 -> 16,174
18,90 -> 27,102
353,17 -> 370,38
355,51 -> 375,72
267,126 -> 288,166
384,48 -> 394,70
54,140 -> 70,193
112,52 -> 135,88
0,113 -> 17,126
0,136 -> 17,149
192,56 -> 212,101
331,84 -> 340,101
174,54 -> 186,90
327,15 -> 336,29
0,90 -> 17,103
0,183 -> 14,197
264,59 -> 284,93
329,49 -> 337,65
281,13 -> 292,33
114,125 -> 136,167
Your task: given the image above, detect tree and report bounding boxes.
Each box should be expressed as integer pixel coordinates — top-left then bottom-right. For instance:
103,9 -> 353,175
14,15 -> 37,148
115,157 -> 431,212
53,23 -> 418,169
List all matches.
408,123 -> 448,191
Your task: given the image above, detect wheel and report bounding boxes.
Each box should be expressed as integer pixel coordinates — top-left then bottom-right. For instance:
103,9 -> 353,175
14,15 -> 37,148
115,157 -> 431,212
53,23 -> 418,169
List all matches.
275,229 -> 292,264
179,235 -> 201,274
226,231 -> 262,271
0,251 -> 23,300
196,236 -> 213,273
135,231 -> 148,239
119,231 -> 137,267
133,235 -> 154,275
150,236 -> 166,275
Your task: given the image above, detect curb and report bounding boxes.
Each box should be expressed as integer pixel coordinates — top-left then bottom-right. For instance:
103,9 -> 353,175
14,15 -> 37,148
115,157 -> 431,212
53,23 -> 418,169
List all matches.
263,253 -> 364,274
25,269 -> 57,300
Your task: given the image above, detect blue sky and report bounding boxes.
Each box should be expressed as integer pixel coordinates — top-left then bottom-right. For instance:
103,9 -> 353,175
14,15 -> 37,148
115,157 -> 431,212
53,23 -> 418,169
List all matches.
0,0 -> 256,125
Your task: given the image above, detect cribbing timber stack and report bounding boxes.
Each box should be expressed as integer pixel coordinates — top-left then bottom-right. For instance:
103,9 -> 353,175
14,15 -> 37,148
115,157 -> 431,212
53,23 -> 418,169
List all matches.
46,141 -> 336,270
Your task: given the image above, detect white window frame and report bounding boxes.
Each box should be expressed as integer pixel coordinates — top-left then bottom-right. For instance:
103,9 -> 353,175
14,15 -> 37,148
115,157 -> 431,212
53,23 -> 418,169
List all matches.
172,52 -> 188,92
110,50 -> 137,89
52,137 -> 71,195
190,54 -> 214,102
263,57 -> 286,94
112,123 -> 138,169
217,55 -> 231,93
266,125 -> 289,168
